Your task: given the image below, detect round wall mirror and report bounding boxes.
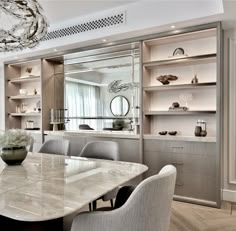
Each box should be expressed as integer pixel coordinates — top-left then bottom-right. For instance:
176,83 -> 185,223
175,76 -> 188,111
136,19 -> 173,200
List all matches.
110,95 -> 129,116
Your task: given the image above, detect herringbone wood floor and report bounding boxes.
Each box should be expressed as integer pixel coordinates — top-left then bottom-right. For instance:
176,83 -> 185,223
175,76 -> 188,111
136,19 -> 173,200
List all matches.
170,201 -> 236,231
95,200 -> 236,231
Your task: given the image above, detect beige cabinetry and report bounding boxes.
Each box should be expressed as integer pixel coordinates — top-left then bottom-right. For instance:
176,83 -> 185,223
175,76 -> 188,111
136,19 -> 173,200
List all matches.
141,23 -> 222,207
142,28 -> 218,137
5,60 -> 42,131
144,139 -> 217,205
4,57 -> 64,139
45,133 -> 141,163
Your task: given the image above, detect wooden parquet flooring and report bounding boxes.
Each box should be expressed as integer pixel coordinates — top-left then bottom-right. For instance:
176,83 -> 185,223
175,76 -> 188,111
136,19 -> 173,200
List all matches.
170,201 -> 236,231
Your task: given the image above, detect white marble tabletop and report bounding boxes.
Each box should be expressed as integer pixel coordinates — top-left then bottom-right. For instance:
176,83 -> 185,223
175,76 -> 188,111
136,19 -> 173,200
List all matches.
0,153 -> 147,222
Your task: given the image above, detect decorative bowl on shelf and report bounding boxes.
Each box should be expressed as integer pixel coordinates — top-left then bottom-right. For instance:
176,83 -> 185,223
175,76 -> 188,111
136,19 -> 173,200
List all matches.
156,75 -> 178,85
168,131 -> 177,136
159,131 -> 167,135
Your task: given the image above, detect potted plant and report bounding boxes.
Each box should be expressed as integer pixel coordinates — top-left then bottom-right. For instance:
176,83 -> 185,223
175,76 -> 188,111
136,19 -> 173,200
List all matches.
0,129 -> 33,165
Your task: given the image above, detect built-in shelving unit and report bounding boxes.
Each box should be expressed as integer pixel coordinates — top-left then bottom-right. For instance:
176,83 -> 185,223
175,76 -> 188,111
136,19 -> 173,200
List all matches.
142,27 -> 217,138
143,53 -> 216,68
5,60 -> 42,131
9,76 -> 41,83
144,110 -> 216,115
9,95 -> 41,100
10,113 -> 42,117
4,57 -> 64,133
143,82 -> 216,92
142,24 -> 221,207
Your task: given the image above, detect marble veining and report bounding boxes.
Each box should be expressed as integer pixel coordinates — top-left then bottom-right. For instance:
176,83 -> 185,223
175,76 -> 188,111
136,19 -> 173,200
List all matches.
0,153 -> 147,221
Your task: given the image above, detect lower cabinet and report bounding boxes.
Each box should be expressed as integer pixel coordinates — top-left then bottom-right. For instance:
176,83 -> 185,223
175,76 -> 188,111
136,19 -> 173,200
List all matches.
44,134 -> 141,163
144,139 -> 218,205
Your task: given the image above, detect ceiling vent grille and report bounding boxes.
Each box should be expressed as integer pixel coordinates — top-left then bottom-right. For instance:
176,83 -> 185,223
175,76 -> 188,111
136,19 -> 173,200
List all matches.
42,12 -> 125,41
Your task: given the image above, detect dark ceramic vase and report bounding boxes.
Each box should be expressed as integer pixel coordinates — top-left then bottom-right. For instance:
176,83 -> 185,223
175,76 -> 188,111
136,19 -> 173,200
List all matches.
194,126 -> 202,137
0,146 -> 27,165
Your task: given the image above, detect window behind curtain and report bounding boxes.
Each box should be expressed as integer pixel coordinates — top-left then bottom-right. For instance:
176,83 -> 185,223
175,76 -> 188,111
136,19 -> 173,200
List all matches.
65,81 -> 101,130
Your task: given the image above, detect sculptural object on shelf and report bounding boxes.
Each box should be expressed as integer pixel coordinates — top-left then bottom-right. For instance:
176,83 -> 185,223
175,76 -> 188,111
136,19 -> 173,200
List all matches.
168,102 -> 188,111
168,131 -> 177,136
191,74 -> 198,84
156,75 -> 178,85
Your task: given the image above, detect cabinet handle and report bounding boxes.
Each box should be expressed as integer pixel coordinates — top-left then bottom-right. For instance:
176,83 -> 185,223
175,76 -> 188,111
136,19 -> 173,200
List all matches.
171,146 -> 184,149
175,182 -> 184,186
171,162 -> 184,165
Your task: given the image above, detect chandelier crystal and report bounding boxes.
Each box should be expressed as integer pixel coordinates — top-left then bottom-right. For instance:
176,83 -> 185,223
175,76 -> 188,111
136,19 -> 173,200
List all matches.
0,0 -> 49,52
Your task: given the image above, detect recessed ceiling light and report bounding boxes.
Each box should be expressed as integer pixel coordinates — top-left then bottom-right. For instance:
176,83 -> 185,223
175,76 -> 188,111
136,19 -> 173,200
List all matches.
171,25 -> 176,29
102,39 -> 107,42
53,49 -> 58,52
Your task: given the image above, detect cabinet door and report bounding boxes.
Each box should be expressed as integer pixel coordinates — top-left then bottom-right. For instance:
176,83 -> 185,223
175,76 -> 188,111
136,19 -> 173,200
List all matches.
144,151 -> 171,177
144,139 -> 217,202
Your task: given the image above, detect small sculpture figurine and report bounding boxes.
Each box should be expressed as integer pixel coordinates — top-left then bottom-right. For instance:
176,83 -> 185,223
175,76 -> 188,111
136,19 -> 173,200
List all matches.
169,102 -> 188,111
26,67 -> 32,75
191,74 -> 198,84
34,88 -> 37,95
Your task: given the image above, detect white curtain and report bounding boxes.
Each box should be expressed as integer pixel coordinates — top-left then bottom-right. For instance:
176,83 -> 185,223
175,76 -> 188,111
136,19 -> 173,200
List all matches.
65,81 -> 101,130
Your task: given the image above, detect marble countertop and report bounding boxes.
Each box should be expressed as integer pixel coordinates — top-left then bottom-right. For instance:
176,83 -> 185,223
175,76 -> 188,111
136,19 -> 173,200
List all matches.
0,153 -> 147,222
44,130 -> 140,139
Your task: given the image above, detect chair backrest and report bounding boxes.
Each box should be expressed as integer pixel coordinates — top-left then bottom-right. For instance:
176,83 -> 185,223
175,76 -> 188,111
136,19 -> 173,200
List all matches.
119,165 -> 176,231
38,139 -> 70,156
79,141 -> 119,161
79,124 -> 94,130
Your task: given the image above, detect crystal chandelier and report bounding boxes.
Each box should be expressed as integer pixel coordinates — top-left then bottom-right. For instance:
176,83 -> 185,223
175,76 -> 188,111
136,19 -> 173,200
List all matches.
0,0 -> 48,52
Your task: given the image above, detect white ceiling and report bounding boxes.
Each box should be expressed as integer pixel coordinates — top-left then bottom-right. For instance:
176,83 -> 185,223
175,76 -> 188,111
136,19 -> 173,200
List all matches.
38,0 -> 236,29
39,0 -> 140,24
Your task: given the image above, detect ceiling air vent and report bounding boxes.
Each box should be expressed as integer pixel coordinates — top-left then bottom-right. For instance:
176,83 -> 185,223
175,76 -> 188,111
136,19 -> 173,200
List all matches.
42,12 -> 125,41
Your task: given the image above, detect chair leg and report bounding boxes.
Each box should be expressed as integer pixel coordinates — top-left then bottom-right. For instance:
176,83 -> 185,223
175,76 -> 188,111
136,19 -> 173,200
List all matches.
92,200 -> 97,210
89,203 -> 92,211
110,199 -> 114,208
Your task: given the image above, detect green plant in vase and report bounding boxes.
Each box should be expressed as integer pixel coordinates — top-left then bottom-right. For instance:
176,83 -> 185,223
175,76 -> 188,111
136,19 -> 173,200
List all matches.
0,130 -> 33,165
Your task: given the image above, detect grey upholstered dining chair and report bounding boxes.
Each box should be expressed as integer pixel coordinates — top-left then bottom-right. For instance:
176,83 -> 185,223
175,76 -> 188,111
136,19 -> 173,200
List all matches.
71,165 -> 176,231
79,124 -> 94,130
38,139 -> 70,155
80,141 -> 120,209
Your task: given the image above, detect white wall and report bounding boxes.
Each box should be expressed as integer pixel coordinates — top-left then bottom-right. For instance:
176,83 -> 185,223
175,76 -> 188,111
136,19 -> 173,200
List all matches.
0,62 -> 4,131
0,0 -> 224,61
222,28 -> 236,202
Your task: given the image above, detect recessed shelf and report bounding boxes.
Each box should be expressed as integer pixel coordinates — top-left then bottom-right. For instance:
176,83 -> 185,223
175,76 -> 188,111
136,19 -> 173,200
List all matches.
8,76 -> 40,83
9,113 -> 41,117
143,29 -> 216,47
143,82 -> 216,92
9,95 -> 41,100
144,110 -> 216,116
143,53 -> 216,68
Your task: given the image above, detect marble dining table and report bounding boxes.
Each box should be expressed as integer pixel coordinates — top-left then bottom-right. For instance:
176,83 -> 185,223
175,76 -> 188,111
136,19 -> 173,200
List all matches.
0,152 -> 147,230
